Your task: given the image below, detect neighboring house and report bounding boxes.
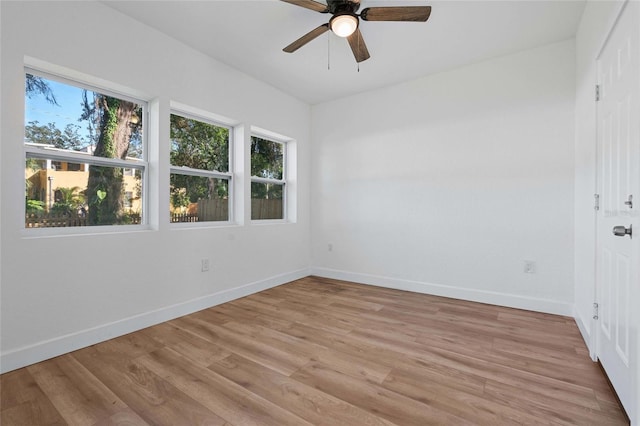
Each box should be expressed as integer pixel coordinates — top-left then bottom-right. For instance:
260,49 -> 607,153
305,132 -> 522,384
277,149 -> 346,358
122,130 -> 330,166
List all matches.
25,143 -> 141,214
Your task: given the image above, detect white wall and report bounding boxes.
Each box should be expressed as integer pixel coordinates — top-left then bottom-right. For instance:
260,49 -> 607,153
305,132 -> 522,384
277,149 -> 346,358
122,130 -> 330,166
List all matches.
311,39 -> 576,315
0,1 -> 311,372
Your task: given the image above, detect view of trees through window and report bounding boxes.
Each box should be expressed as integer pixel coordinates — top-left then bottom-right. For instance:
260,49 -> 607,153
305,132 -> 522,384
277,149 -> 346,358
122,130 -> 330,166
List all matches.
169,113 -> 230,223
251,136 -> 284,220
24,73 -> 144,228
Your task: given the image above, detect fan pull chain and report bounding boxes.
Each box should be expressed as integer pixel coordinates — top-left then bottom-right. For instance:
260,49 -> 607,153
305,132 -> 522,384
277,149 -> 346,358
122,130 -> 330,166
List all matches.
327,33 -> 331,70
357,34 -> 360,72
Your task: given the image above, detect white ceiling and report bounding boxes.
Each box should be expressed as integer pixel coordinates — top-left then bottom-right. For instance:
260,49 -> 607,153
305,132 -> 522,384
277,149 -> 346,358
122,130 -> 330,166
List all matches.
103,0 -> 586,105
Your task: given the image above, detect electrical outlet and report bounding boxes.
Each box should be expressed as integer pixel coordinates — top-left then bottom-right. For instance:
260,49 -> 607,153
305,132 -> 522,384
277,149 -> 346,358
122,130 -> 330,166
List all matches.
328,243 -> 333,252
523,260 -> 536,274
201,259 -> 210,272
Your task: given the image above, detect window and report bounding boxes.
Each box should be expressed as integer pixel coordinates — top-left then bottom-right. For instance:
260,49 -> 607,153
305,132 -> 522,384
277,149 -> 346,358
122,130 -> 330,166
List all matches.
169,112 -> 231,223
251,135 -> 285,220
124,191 -> 133,209
25,71 -> 146,228
66,162 -> 83,172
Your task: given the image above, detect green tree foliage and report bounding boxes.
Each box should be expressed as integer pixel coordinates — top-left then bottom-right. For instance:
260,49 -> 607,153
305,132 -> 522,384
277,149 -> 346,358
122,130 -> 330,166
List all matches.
250,136 -> 283,200
169,115 -> 229,206
26,199 -> 45,214
25,121 -> 87,150
251,136 -> 283,179
51,186 -> 85,216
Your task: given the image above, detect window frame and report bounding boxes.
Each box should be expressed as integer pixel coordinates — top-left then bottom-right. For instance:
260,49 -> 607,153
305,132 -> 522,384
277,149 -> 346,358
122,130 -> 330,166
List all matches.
169,109 -> 234,227
250,133 -> 287,222
23,68 -> 149,234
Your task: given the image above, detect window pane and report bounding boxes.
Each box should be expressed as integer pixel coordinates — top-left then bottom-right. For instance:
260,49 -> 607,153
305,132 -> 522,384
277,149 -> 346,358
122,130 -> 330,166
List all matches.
251,136 -> 283,179
25,74 -> 144,159
25,158 -> 143,227
25,73 -> 145,228
170,175 -> 229,222
251,182 -> 283,220
170,114 -> 229,172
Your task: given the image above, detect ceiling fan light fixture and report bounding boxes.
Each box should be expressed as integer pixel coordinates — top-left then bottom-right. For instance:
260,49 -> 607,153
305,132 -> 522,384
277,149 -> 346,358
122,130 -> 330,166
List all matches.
330,13 -> 358,38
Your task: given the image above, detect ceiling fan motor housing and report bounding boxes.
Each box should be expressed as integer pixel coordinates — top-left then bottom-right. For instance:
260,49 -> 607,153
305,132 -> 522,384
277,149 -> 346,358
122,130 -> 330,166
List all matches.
326,0 -> 361,15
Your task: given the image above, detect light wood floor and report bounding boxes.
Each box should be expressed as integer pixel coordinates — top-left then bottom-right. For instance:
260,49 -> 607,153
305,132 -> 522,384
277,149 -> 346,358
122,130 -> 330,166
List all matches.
1,276 -> 629,425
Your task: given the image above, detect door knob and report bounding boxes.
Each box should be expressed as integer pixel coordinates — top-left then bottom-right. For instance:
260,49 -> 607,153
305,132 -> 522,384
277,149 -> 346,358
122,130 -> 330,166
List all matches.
612,224 -> 632,238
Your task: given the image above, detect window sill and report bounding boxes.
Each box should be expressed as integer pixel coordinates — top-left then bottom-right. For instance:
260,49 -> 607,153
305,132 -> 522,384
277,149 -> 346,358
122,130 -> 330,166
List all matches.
21,223 -> 153,240
250,219 -> 292,226
169,221 -> 239,231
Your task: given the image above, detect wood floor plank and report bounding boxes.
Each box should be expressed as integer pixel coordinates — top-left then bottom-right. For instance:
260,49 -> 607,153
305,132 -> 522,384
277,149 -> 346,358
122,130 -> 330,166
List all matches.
171,315 -> 308,376
223,318 -> 389,384
351,326 -> 606,392
370,328 -> 597,408
275,284 -> 386,312
384,353 -> 488,397
291,361 -> 471,425
295,301 -> 423,339
137,347 -> 312,426
413,320 -> 496,351
232,320 -> 393,383
73,345 -> 227,425
237,297 -> 357,335
396,339 -> 605,411
95,329 -> 165,360
491,337 -> 599,370
1,276 -> 628,425
381,366 -> 548,425
27,355 -> 127,425
91,408 -> 151,426
208,353 -> 395,426
1,403 -> 67,426
482,379 -> 628,426
139,322 -> 231,367
209,300 -> 292,330
220,320 -> 321,363
276,321 -> 401,370
0,368 -> 66,426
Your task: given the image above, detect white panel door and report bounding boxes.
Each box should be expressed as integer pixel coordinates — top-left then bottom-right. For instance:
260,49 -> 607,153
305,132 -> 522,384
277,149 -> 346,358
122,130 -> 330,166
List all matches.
596,1 -> 639,421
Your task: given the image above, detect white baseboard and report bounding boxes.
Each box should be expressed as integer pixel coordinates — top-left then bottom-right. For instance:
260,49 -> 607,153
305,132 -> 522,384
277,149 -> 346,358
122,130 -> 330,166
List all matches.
311,267 -> 574,317
0,268 -> 309,374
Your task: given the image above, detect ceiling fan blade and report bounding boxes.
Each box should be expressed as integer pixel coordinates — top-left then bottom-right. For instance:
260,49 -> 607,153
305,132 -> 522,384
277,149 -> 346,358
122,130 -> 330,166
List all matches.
283,24 -> 330,53
281,0 -> 329,13
360,6 -> 432,22
347,28 -> 370,63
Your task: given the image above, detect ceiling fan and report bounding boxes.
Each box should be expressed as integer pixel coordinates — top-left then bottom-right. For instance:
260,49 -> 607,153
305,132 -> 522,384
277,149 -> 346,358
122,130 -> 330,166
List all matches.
281,0 -> 432,63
